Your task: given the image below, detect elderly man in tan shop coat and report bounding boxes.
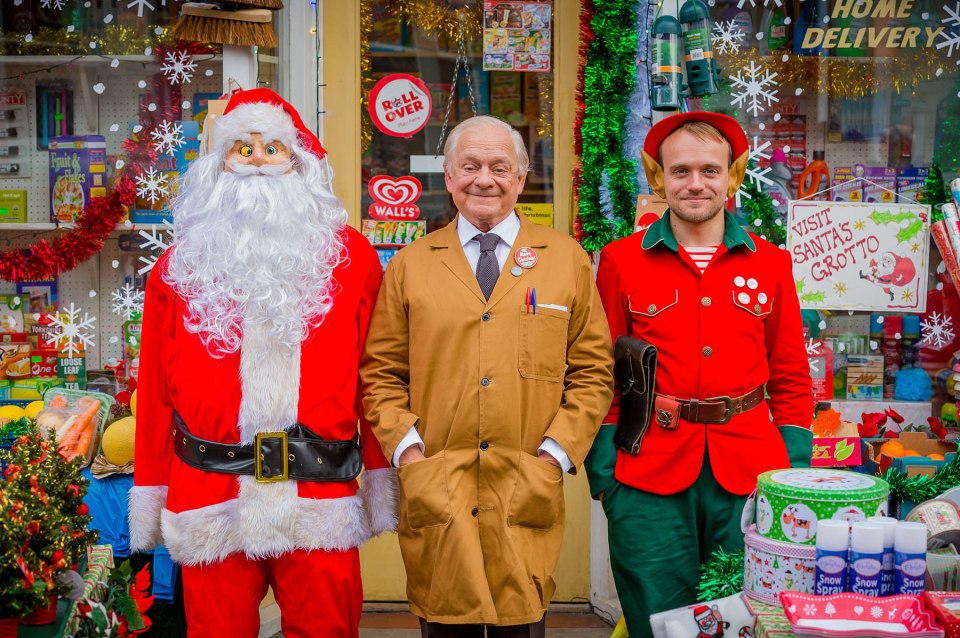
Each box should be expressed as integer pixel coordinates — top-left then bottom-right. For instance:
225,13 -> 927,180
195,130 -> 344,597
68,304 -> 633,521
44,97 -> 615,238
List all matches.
361,115 -> 614,638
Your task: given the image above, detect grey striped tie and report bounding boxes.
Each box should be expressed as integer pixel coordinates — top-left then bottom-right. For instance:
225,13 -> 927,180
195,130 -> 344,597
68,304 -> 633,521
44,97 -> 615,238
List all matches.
475,233 -> 501,300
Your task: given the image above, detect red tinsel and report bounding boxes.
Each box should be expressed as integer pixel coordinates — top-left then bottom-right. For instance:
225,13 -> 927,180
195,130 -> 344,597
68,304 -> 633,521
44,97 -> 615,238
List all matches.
0,42 -> 214,283
572,1 -> 595,245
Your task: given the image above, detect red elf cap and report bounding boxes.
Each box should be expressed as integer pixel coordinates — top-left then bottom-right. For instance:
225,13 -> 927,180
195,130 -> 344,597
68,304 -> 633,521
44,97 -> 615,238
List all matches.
223,88 -> 326,159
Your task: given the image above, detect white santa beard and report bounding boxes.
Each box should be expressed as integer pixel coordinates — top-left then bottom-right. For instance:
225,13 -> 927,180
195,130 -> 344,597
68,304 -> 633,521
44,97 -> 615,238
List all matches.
165,169 -> 345,357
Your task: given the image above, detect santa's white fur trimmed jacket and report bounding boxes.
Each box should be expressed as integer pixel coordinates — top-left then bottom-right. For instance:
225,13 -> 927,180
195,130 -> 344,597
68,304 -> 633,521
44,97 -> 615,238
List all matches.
129,228 -> 397,566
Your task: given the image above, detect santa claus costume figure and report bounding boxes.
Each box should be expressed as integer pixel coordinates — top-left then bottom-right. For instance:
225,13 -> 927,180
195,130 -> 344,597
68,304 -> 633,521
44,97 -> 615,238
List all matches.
128,88 -> 397,638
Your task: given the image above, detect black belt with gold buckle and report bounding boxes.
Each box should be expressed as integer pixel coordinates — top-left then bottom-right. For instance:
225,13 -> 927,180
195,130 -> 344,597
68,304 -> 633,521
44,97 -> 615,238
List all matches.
172,412 -> 362,483
659,386 -> 765,425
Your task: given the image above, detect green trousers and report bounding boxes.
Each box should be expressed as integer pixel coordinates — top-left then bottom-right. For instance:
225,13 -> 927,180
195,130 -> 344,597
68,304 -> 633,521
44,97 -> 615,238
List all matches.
585,425 -> 746,638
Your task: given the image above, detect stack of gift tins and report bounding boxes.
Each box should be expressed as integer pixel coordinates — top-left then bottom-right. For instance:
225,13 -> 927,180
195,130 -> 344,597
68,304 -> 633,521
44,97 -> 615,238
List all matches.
744,468 -> 890,604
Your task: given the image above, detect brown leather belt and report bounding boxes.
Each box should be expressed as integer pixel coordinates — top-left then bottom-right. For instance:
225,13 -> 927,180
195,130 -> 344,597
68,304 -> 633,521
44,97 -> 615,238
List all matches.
659,386 -> 765,425
172,412 -> 362,483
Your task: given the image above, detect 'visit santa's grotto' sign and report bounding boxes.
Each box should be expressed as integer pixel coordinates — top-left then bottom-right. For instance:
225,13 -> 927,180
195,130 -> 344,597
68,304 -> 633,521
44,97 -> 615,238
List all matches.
787,200 -> 930,312
368,73 -> 432,138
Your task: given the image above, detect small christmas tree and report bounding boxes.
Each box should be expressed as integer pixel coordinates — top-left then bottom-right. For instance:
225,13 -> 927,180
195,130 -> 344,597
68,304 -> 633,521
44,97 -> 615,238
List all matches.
0,469 -> 48,618
0,422 -> 97,617
922,163 -> 950,222
741,176 -> 787,248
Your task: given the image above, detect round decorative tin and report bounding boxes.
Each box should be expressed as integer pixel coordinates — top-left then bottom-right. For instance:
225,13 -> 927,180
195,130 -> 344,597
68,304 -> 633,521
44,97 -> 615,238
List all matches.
755,468 -> 889,546
906,499 -> 960,548
744,525 -> 817,605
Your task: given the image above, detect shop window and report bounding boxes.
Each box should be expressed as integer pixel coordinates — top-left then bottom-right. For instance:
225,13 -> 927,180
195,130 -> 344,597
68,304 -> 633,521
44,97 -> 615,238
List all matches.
362,1 -> 555,267
0,5 -> 233,388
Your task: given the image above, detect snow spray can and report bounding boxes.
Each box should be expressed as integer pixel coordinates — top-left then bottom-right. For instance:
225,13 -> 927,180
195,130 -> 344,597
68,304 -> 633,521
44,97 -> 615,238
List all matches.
814,519 -> 849,595
895,521 -> 927,595
868,516 -> 897,596
849,522 -> 884,596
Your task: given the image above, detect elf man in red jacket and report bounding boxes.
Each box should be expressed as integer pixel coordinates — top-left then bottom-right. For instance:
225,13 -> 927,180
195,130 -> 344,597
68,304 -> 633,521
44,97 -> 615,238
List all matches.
128,89 -> 397,638
586,112 -> 813,638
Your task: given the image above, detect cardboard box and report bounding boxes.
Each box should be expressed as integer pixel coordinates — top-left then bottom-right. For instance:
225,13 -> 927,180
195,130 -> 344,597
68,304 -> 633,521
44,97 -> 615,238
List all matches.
31,349 -> 58,378
808,339 -> 834,401
10,376 -> 62,400
897,166 -> 929,205
862,166 -> 898,204
868,431 -> 958,476
57,354 -> 85,390
48,136 -> 107,222
0,190 -> 26,222
812,420 -> 862,466
635,195 -> 669,232
832,166 -> 862,202
847,354 -> 884,399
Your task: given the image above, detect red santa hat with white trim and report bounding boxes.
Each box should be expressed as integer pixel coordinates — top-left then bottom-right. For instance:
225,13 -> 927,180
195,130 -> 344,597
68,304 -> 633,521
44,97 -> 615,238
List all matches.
212,88 -> 327,160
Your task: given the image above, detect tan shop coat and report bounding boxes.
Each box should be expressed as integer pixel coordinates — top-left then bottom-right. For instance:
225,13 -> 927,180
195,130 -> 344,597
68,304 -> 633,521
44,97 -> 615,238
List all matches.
361,214 -> 614,625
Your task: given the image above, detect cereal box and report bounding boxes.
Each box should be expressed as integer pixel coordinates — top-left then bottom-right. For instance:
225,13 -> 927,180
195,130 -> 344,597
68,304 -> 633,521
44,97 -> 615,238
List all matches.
48,136 -> 106,222
131,121 -> 200,224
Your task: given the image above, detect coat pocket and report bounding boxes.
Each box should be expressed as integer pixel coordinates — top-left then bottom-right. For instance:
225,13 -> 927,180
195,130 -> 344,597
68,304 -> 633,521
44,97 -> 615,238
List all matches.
507,452 -> 565,531
731,290 -> 774,317
518,306 -> 570,382
398,452 -> 453,530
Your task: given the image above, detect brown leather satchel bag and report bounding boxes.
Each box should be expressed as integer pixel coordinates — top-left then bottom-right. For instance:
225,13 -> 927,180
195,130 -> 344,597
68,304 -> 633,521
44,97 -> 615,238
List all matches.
613,335 -> 658,454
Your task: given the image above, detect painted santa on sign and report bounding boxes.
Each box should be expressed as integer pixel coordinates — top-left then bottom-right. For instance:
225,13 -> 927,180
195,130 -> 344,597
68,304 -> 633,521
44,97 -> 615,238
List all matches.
128,88 -> 397,638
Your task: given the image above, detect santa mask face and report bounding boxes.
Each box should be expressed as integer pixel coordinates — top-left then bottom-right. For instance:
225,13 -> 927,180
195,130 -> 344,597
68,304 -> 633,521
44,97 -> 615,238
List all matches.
165,107 -> 346,358
225,133 -> 294,175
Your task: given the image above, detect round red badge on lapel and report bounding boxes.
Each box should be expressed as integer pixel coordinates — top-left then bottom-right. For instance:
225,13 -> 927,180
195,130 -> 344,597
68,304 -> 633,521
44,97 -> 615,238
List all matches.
515,247 -> 538,269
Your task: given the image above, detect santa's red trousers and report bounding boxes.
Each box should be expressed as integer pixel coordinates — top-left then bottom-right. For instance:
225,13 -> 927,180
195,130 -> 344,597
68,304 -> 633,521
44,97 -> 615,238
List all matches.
181,547 -> 362,638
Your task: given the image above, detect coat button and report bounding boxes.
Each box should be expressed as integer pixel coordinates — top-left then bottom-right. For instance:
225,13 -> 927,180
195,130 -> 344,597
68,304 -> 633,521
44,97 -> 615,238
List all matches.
702,346 -> 713,356
480,441 -> 489,451
481,377 -> 491,387
482,312 -> 491,321
754,304 -> 762,313
701,296 -> 711,307
647,303 -> 657,313
471,507 -> 479,517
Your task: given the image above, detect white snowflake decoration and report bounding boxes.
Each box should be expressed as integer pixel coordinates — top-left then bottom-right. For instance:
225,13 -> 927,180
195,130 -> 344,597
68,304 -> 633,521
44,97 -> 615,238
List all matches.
803,603 -> 817,616
137,221 -> 173,275
149,121 -> 185,156
806,339 -> 822,375
712,20 -> 746,55
45,303 -> 97,358
736,135 -> 774,207
922,311 -> 955,349
939,2 -> 960,63
111,284 -> 145,320
40,0 -> 67,9
127,0 -> 156,17
870,606 -> 883,619
135,167 -> 169,204
160,50 -> 197,85
729,60 -> 780,117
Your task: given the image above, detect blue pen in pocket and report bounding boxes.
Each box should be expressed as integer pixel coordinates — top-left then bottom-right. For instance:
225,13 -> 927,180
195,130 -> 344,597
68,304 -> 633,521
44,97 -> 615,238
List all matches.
531,288 -> 536,314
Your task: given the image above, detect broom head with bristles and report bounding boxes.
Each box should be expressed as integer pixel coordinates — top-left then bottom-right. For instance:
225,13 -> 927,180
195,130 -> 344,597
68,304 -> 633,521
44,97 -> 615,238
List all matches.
222,0 -> 284,10
173,3 -> 278,48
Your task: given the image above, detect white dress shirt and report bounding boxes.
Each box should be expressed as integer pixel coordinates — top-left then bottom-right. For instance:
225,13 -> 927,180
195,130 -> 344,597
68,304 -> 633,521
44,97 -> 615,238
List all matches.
391,212 -> 573,473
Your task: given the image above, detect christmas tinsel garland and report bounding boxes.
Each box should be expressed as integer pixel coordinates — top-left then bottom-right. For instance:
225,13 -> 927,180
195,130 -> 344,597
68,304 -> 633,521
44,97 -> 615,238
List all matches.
574,0 -> 640,252
883,455 -> 960,504
698,547 -> 746,602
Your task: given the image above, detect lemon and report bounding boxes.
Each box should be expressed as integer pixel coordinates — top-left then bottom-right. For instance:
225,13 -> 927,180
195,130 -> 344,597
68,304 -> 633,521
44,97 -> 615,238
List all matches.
24,401 -> 44,419
0,405 -> 26,421
130,390 -> 137,418
102,416 -> 136,466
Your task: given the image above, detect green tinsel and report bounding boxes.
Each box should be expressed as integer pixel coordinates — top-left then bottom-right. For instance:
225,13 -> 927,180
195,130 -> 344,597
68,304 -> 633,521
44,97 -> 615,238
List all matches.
883,454 -> 960,504
697,547 -> 745,602
577,0 -> 640,253
922,163 -> 950,223
0,417 -> 31,440
741,172 -> 786,248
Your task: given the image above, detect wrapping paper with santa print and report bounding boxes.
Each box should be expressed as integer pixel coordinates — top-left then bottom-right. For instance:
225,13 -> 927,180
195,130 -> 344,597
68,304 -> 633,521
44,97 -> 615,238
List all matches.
650,593 -> 756,638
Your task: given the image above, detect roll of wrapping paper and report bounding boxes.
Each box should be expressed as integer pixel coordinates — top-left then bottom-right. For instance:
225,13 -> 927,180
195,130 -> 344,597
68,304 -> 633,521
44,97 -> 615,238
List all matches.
931,220 -> 960,292
951,178 -> 960,208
